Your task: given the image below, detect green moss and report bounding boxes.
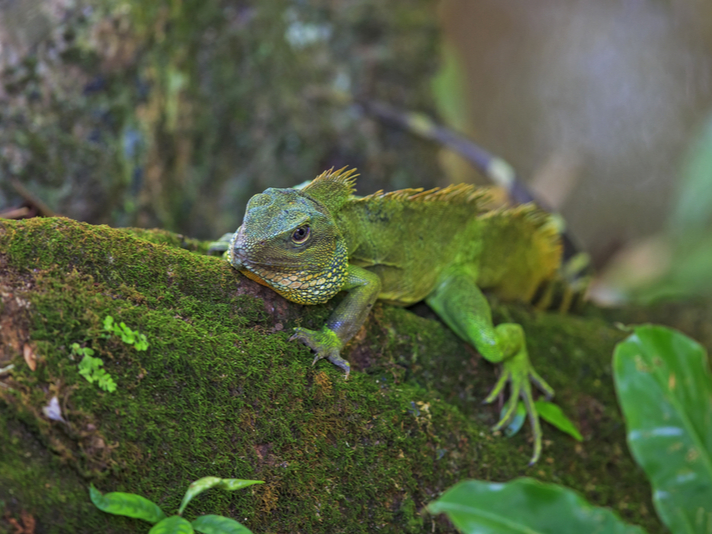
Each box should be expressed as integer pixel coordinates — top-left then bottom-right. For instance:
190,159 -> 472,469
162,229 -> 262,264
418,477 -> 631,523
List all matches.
0,217 -> 664,533
0,411 -> 137,533
118,227 -> 213,254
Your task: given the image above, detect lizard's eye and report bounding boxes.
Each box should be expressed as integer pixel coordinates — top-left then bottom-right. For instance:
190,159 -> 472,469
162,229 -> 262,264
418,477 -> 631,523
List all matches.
291,225 -> 310,244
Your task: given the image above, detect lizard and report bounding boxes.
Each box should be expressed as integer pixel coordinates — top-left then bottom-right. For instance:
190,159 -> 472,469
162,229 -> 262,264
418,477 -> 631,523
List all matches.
226,167 -> 569,464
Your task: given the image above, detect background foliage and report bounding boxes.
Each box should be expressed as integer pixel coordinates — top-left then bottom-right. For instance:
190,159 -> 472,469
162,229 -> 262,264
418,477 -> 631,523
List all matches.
0,0 -> 442,238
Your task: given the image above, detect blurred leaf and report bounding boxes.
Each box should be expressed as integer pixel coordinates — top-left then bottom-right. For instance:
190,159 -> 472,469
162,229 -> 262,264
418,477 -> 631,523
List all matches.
428,478 -> 646,534
149,515 -> 194,534
431,41 -> 470,133
192,514 -> 253,534
535,400 -> 583,442
669,110 -> 712,236
633,233 -> 712,303
90,485 -> 166,524
613,325 -> 712,534
613,109 -> 712,304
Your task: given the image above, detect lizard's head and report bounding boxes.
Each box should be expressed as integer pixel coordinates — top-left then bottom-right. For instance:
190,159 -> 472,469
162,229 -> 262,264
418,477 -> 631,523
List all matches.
229,186 -> 348,305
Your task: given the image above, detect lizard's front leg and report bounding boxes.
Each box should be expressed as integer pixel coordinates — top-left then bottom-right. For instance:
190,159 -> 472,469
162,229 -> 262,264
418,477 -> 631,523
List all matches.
290,265 -> 381,377
426,266 -> 554,464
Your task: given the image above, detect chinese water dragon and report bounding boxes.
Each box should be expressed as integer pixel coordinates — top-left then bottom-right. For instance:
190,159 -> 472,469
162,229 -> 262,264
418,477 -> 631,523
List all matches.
225,167 -> 586,464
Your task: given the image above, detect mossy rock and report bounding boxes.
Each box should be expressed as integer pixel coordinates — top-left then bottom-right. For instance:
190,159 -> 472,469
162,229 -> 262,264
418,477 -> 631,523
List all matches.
0,217 -> 666,533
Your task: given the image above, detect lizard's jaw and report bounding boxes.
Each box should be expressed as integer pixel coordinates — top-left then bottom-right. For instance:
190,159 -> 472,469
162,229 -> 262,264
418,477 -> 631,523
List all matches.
228,225 -> 247,270
229,231 -> 349,305
228,225 -> 278,290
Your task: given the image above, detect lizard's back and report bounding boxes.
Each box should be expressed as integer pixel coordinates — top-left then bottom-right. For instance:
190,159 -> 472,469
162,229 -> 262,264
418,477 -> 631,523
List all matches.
336,184 -> 562,305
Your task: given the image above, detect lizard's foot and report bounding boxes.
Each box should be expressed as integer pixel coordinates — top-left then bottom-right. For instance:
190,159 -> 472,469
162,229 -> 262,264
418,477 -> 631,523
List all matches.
290,326 -> 351,378
483,341 -> 554,465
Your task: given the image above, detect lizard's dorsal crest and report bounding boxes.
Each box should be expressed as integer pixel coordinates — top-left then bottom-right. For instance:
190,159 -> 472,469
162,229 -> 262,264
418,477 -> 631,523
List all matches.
301,167 -> 358,212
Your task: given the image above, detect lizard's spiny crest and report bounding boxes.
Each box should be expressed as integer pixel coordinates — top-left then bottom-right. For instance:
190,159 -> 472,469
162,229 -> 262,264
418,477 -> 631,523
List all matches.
302,167 -> 358,212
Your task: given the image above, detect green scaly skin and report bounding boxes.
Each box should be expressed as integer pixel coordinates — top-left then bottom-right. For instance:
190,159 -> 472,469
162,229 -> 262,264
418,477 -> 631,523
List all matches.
227,168 -> 565,464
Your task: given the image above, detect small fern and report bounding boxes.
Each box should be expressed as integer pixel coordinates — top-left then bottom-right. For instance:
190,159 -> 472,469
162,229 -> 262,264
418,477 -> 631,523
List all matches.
74,344 -> 117,393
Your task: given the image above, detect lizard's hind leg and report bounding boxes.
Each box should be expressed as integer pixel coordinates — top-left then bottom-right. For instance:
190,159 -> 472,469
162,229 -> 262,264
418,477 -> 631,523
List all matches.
425,266 -> 553,464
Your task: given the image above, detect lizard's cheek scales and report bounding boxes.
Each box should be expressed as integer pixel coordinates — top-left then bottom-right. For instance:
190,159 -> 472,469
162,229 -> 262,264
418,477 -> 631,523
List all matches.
240,240 -> 349,305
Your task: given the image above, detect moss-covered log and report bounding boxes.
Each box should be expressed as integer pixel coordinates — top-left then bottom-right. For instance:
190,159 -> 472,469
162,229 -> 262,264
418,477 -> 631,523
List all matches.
0,217 -> 673,533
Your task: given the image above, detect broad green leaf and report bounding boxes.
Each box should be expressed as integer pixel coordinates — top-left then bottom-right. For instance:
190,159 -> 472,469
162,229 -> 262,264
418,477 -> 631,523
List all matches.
149,515 -> 194,534
613,325 -> 712,534
89,485 -> 166,524
192,514 -> 253,534
535,400 -> 583,442
428,478 -> 646,534
178,477 -> 263,515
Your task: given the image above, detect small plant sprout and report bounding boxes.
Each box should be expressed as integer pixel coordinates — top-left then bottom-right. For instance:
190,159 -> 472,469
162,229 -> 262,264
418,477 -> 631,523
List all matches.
73,343 -> 117,393
103,315 -> 149,351
72,317 -> 148,393
90,476 -> 264,533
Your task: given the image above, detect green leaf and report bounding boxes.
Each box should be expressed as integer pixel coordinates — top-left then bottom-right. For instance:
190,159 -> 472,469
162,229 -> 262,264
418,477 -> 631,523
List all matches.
502,401 -> 526,437
135,333 -> 150,351
613,324 -> 712,534
427,478 -> 647,534
89,485 -> 166,524
120,322 -> 136,344
178,477 -> 222,515
216,479 -> 264,492
503,401 -> 582,442
149,516 -> 194,534
178,478 -> 263,515
535,400 -> 583,442
79,355 -> 102,382
192,515 -> 253,534
96,370 -> 117,393
103,315 -> 114,331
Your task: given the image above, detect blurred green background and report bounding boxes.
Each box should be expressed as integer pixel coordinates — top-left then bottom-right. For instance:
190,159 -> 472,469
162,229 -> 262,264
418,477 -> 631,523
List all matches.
1,0 -> 712,303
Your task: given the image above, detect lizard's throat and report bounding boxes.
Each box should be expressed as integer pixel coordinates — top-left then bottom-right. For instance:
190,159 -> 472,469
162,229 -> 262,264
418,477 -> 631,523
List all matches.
239,241 -> 349,306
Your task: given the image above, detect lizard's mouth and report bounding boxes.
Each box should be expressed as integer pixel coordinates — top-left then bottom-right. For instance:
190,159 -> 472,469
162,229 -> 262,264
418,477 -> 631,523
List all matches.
229,228 -> 286,274
228,229 -> 285,290
228,225 -> 248,270
229,225 -> 304,270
